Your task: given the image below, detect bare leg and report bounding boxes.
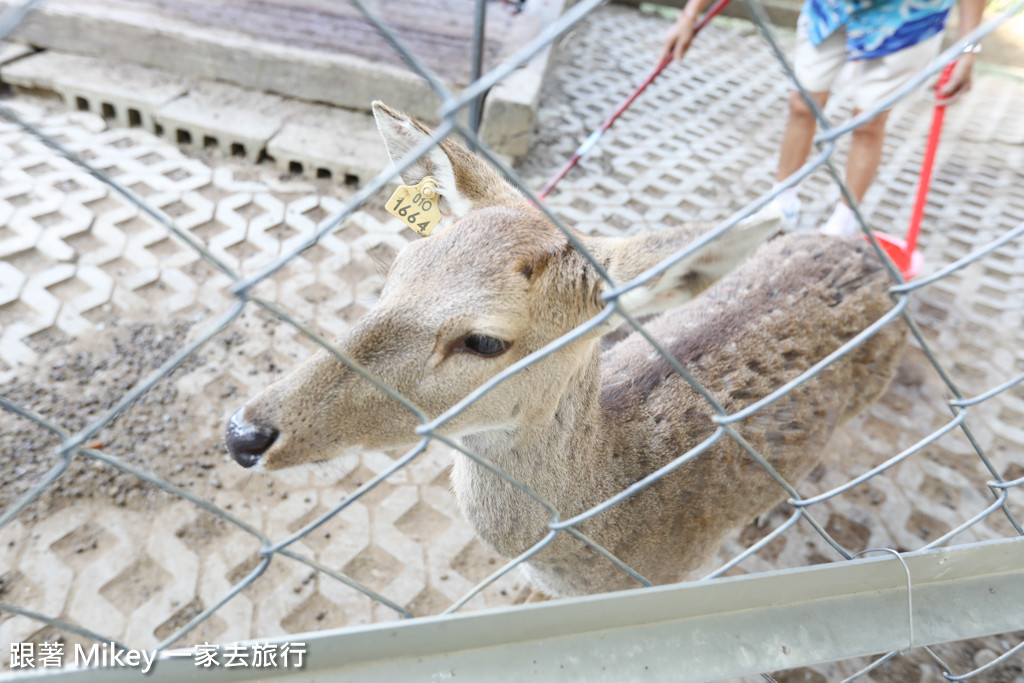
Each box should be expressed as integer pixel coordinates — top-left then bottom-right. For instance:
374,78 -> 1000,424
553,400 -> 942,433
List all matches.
776,89 -> 831,183
843,108 -> 891,204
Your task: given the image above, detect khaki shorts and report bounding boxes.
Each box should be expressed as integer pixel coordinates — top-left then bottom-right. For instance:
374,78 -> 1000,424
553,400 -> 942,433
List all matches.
794,14 -> 943,111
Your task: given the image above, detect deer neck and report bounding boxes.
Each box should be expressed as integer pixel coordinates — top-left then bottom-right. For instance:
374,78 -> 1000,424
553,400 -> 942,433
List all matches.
450,352 -> 607,556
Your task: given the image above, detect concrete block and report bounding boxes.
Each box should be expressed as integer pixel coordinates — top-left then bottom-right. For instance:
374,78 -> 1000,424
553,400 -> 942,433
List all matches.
479,0 -> 567,159
0,41 -> 33,65
480,62 -> 546,159
0,48 -> 59,90
267,104 -> 390,185
1,50 -> 190,132
153,81 -> 285,160
0,0 -> 445,122
0,0 -> 568,160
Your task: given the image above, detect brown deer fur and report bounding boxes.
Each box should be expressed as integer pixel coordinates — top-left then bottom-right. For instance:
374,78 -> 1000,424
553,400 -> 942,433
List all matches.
225,102 -> 906,597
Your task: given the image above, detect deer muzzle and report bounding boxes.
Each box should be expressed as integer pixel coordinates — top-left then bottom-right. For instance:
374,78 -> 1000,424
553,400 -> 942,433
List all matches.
225,407 -> 280,468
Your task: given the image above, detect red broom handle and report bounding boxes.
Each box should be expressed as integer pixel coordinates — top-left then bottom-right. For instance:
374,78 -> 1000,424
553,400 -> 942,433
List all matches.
907,61 -> 957,255
537,0 -> 734,199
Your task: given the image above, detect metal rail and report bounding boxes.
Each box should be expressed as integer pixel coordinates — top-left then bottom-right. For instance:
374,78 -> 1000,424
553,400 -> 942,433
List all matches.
1,0 -> 1023,680
10,539 -> 1021,682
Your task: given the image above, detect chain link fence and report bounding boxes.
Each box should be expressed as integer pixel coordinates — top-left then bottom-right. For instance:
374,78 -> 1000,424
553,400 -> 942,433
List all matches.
1,0 -> 1023,679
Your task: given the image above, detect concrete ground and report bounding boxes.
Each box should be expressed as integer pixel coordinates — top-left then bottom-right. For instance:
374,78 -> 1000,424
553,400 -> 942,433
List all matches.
1,4 -> 1023,681
0,0 -> 566,162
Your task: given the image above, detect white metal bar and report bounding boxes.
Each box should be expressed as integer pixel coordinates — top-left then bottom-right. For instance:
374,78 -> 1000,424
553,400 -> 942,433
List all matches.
14,537 -> 1022,683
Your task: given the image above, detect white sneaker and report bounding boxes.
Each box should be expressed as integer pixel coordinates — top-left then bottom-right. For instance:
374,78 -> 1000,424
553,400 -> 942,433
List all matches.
821,202 -> 858,237
780,203 -> 801,231
773,185 -> 802,231
743,186 -> 802,232
743,201 -> 786,230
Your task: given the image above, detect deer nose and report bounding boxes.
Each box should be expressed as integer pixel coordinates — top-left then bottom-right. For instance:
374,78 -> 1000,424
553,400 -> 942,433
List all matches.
226,408 -> 279,468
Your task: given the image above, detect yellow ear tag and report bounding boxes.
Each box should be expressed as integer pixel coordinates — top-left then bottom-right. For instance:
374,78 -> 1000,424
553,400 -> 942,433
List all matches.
385,176 -> 443,236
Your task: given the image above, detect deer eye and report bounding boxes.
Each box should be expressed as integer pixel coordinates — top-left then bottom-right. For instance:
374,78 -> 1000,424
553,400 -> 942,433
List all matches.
462,334 -> 511,357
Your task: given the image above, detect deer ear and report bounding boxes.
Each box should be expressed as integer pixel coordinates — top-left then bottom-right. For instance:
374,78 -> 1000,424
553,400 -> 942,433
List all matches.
586,209 -> 782,320
372,101 -> 519,223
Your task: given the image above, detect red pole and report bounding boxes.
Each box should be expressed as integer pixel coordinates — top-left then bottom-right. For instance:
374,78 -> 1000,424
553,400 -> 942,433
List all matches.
906,61 -> 957,255
538,0 -> 734,199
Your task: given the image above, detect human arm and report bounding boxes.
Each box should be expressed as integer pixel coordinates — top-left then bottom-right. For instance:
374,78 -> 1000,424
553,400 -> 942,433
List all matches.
658,0 -> 715,64
937,0 -> 985,103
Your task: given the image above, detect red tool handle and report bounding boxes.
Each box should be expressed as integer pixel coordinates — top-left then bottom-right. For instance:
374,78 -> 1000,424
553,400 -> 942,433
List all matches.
538,0 -> 733,199
906,61 -> 957,255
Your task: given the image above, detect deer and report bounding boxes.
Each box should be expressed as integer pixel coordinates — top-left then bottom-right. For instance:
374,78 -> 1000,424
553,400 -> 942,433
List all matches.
224,102 -> 906,598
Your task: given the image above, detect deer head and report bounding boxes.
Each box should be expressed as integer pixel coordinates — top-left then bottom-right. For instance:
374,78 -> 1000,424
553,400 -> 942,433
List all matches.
225,102 -> 778,472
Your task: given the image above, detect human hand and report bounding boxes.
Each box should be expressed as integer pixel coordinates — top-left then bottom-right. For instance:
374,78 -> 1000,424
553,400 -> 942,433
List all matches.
936,53 -> 975,105
659,12 -> 699,65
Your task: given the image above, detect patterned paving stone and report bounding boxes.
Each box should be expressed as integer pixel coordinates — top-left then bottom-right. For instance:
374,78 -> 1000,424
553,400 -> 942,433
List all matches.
511,6 -> 1024,679
0,5 -> 1022,681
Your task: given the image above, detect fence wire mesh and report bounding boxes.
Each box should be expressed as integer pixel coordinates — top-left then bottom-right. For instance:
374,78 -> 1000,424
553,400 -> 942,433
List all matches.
1,0 -> 1023,680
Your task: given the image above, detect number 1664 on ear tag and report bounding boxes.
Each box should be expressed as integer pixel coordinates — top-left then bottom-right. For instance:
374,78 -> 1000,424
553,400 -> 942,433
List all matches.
386,176 -> 443,236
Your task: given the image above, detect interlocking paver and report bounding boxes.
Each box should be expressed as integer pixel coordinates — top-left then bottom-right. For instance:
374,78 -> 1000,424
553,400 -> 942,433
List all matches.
1,51 -> 191,134
0,5 -> 1022,681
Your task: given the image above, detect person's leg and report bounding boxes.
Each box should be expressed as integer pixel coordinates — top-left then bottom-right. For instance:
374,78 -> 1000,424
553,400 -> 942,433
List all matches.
845,107 -> 891,203
771,15 -> 844,226
823,33 -> 944,236
820,107 -> 891,237
776,89 -> 832,184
